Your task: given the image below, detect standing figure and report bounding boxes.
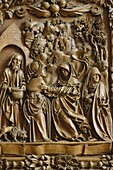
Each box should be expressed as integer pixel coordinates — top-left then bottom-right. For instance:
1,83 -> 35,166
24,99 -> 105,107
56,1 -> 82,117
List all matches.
0,53 -> 26,130
45,62 -> 91,141
23,61 -> 51,142
83,67 -> 112,141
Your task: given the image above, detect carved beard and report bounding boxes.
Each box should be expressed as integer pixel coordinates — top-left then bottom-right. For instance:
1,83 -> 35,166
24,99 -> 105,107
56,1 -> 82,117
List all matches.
12,64 -> 20,71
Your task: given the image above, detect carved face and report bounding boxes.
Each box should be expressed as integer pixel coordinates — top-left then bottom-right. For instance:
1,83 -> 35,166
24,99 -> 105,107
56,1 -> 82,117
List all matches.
46,34 -> 54,42
58,63 -> 71,82
90,67 -> 101,84
92,74 -> 100,83
12,54 -> 22,70
58,65 -> 71,82
31,62 -> 39,73
60,68 -> 69,77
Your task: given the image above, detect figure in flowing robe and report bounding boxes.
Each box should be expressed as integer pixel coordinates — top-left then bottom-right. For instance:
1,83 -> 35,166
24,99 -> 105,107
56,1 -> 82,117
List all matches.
23,61 -> 51,142
0,53 -> 26,131
82,67 -> 112,141
45,62 -> 91,141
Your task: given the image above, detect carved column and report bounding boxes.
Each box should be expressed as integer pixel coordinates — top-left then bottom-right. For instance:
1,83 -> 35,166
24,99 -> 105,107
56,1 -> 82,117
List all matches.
109,4 -> 113,103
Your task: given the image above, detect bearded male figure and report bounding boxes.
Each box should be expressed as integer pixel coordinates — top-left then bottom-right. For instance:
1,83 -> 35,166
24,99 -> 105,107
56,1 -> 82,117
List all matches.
0,53 -> 26,131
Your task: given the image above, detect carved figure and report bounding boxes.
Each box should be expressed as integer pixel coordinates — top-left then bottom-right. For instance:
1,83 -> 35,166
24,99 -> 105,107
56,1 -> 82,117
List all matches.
45,34 -> 55,53
83,67 -> 112,141
45,62 -> 91,141
0,53 -> 26,131
0,126 -> 27,142
24,61 -> 51,142
30,34 -> 46,59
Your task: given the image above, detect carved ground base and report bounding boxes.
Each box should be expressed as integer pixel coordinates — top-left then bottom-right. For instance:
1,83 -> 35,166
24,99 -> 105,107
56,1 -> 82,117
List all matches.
0,141 -> 112,156
0,142 -> 112,169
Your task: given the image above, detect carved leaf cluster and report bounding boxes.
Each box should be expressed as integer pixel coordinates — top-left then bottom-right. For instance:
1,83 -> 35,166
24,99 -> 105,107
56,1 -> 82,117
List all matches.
25,154 -> 80,169
80,0 -> 113,7
51,155 -> 80,170
72,15 -> 107,62
25,155 -> 50,169
0,0 -> 112,27
101,155 -> 113,170
1,155 -> 113,169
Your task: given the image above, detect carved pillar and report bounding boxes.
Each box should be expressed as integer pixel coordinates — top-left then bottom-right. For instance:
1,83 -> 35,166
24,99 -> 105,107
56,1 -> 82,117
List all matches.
109,5 -> 113,103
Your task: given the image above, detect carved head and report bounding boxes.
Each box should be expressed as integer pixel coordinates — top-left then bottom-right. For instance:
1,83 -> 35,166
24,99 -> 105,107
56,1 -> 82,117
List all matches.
46,34 -> 54,42
8,53 -> 23,70
90,67 -> 101,84
58,62 -> 71,83
28,61 -> 46,80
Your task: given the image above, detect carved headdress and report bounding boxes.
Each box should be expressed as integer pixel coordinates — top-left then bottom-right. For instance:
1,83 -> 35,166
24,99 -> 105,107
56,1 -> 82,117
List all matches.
27,60 -> 42,82
8,53 -> 23,69
90,67 -> 101,84
82,67 -> 101,98
90,67 -> 101,77
58,62 -> 71,85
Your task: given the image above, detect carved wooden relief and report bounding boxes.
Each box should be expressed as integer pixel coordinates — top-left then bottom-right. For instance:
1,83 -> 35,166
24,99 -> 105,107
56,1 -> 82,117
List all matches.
0,0 -> 113,169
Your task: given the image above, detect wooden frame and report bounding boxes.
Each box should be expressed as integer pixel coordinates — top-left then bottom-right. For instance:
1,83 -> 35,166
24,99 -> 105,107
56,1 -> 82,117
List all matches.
0,0 -> 113,169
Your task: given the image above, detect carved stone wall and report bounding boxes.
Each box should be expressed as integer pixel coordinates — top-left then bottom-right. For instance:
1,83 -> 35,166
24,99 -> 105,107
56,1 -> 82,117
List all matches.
0,0 -> 113,169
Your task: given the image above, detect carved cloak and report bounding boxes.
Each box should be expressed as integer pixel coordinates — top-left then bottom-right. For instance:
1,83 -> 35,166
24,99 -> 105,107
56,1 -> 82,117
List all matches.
0,67 -> 25,129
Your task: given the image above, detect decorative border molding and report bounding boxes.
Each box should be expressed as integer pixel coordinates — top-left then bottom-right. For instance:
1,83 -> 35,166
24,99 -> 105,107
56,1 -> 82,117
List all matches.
0,0 -> 112,25
0,154 -> 113,169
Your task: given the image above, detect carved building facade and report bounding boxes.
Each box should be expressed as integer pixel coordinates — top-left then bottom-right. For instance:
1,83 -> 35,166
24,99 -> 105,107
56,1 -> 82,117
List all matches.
0,0 -> 113,169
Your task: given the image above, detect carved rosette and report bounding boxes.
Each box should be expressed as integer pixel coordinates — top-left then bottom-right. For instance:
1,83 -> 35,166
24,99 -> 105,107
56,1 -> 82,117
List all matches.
0,155 -> 113,169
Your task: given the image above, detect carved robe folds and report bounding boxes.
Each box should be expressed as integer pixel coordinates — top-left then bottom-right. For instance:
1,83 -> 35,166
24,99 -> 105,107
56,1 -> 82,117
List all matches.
45,63 -> 90,141
24,91 -> 51,142
23,61 -> 51,142
0,65 -> 25,129
83,67 -> 112,141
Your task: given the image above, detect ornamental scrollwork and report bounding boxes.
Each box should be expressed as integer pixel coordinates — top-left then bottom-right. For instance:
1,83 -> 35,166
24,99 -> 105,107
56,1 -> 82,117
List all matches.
25,155 -> 50,169
0,0 -> 110,26
0,154 -> 113,169
80,0 -> 113,7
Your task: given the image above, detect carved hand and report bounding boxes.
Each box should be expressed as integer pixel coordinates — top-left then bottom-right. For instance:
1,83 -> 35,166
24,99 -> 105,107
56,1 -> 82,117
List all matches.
8,87 -> 12,93
21,85 -> 26,91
